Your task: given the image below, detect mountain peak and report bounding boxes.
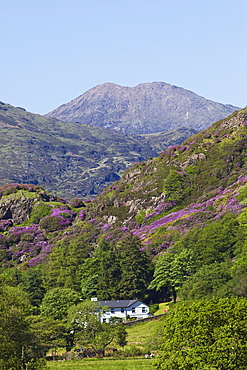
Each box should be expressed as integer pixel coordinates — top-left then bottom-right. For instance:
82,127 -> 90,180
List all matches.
46,82 -> 241,135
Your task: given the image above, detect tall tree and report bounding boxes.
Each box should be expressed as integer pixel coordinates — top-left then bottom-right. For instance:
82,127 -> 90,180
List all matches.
40,287 -> 80,321
118,234 -> 152,300
68,300 -> 127,357
149,249 -> 195,302
29,315 -> 67,356
179,261 -> 233,300
0,285 -> 46,369
21,267 -> 46,307
176,214 -> 242,268
80,255 -> 100,299
97,237 -> 121,300
45,225 -> 97,291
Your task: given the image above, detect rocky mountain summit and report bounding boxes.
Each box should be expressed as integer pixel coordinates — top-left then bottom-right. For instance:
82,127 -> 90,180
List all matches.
46,82 -> 240,135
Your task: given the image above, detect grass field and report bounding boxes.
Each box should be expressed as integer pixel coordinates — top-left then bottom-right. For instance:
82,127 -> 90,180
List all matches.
47,358 -> 155,369
125,316 -> 165,353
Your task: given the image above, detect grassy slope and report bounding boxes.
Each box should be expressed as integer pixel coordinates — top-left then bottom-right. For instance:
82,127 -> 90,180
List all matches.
47,358 -> 154,370
125,317 -> 165,352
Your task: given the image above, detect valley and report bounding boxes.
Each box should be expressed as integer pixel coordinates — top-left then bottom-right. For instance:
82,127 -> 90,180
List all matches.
0,87 -> 246,369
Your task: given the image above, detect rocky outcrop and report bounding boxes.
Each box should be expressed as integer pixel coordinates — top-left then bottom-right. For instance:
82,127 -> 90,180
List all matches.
0,195 -> 34,224
181,153 -> 206,170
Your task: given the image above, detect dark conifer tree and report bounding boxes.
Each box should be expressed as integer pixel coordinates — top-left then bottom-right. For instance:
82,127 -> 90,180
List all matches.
21,268 -> 46,307
118,234 -> 153,300
97,237 -> 121,300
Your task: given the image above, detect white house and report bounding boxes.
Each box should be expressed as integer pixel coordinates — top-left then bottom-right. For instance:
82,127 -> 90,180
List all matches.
94,299 -> 150,323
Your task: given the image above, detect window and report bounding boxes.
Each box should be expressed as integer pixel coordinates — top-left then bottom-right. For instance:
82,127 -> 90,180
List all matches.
142,307 -> 146,313
103,318 -> 107,323
111,308 -> 114,314
132,307 -> 135,313
121,308 -> 124,313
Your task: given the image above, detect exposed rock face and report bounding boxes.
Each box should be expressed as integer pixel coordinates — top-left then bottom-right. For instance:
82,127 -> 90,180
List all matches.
46,82 -> 240,135
0,185 -> 61,224
0,195 -> 34,224
182,153 -> 206,170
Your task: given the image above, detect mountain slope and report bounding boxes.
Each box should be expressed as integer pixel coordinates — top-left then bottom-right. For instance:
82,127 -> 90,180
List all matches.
86,106 -> 247,252
46,82 -> 240,135
0,101 -> 157,198
141,127 -> 197,153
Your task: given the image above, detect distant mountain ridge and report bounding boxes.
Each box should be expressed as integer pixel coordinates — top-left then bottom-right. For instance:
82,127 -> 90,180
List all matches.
46,82 -> 240,135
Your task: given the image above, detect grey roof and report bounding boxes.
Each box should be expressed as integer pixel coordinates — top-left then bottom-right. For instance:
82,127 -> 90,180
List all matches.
98,299 -> 139,308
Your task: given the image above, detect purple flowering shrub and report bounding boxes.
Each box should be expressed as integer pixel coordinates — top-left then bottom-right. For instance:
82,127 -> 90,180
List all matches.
129,175 -> 246,253
39,208 -> 76,232
0,224 -> 52,267
69,198 -> 85,208
78,210 -> 86,221
28,241 -> 52,267
40,216 -> 65,232
0,220 -> 13,231
39,206 -> 76,232
177,145 -> 188,153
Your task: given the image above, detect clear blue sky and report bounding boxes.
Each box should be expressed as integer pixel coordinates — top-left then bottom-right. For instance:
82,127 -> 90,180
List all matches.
1,0 -> 246,114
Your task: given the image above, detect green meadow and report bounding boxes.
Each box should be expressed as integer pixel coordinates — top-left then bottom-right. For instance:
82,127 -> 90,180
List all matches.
47,358 -> 155,369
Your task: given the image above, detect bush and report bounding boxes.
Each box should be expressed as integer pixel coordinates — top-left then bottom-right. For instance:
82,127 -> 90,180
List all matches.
155,298 -> 247,370
29,204 -> 52,224
124,345 -> 143,357
69,198 -> 85,208
149,303 -> 159,315
39,216 -> 61,232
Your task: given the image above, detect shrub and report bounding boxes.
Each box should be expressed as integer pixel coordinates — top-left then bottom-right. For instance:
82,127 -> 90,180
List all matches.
69,198 -> 85,208
149,303 -> 159,315
39,216 -> 61,232
29,204 -> 52,224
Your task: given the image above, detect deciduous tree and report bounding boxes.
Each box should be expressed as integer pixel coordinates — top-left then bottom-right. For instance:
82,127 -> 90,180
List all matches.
40,287 -> 80,320
155,297 -> 247,370
68,300 -> 122,356
149,249 -> 195,302
0,285 -> 46,369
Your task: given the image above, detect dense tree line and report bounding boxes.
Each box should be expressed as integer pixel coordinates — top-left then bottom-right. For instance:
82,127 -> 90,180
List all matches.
46,233 -> 153,301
